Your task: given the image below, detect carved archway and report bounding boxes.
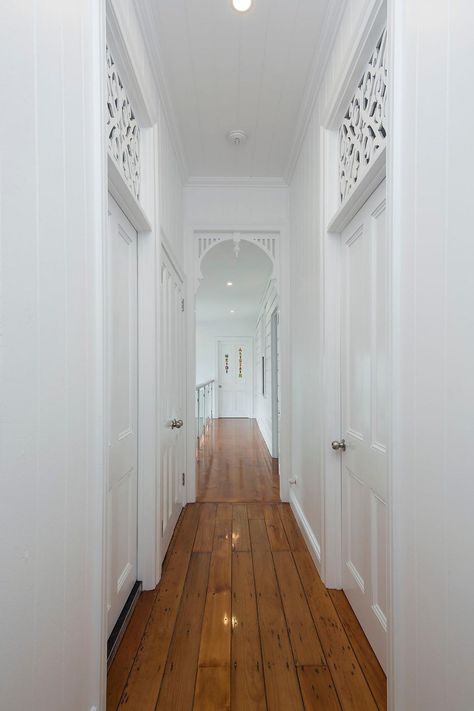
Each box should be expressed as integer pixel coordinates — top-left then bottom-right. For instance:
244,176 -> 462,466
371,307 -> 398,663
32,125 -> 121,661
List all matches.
194,230 -> 279,293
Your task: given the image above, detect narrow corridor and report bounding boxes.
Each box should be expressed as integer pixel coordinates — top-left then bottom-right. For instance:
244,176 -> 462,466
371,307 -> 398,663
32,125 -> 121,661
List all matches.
108,422 -> 386,710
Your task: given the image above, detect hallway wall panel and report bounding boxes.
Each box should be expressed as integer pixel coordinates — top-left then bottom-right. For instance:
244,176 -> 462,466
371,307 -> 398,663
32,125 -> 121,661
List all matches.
0,2 -> 105,709
288,0 -> 376,569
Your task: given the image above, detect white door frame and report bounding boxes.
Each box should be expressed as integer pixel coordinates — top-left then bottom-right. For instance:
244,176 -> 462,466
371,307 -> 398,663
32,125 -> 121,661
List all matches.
215,337 -> 254,419
319,0 -> 393,706
270,307 -> 280,459
100,6 -> 162,706
185,225 -> 291,504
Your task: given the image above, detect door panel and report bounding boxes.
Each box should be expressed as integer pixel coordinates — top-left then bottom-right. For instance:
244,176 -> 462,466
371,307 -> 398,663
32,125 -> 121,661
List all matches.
107,195 -> 138,637
160,248 -> 185,558
217,339 -> 252,418
341,180 -> 388,671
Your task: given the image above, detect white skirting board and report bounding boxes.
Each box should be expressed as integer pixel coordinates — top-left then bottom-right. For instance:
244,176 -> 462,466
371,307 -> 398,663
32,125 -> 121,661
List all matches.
289,489 -> 322,574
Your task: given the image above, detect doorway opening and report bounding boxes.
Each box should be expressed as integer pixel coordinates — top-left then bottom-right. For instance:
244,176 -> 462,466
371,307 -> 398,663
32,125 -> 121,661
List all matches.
194,239 -> 280,502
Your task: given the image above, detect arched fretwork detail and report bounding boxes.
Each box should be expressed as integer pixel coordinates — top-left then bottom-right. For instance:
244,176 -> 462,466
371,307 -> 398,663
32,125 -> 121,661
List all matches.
339,27 -> 387,203
195,231 -> 279,293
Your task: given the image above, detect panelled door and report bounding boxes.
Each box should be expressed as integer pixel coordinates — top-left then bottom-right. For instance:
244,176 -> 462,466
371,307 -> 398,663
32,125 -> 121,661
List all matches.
339,180 -> 388,671
160,247 -> 185,559
106,195 -> 138,637
217,339 -> 253,418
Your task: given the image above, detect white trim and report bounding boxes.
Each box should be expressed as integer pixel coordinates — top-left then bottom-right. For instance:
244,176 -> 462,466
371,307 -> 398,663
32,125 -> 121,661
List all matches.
328,148 -> 387,233
107,155 -> 153,233
290,490 -> 322,570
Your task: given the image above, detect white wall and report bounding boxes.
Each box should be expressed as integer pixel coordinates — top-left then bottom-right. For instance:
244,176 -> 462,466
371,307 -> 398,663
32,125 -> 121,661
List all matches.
389,1 -> 474,708
254,281 -> 279,455
196,318 -> 255,385
288,0 -> 372,569
184,181 -> 288,230
0,2 -> 105,709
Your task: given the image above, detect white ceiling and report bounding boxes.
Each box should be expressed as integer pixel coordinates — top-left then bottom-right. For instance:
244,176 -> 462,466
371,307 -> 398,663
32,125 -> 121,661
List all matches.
142,0 -> 331,178
196,240 -> 273,322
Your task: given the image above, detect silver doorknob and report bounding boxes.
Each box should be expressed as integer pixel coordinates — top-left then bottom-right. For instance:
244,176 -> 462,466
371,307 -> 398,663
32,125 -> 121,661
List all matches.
331,439 -> 346,451
171,419 -> 184,429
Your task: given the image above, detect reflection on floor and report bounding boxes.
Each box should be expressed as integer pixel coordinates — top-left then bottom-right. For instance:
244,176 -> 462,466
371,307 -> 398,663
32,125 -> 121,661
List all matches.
107,503 -> 387,709
197,418 -> 280,502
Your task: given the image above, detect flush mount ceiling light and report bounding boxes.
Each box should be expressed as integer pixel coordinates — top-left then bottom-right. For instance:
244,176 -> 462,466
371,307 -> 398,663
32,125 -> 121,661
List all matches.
232,0 -> 252,12
227,129 -> 247,147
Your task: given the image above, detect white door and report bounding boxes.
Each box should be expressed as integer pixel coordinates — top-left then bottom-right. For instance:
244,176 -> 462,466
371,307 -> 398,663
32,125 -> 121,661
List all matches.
106,196 -> 138,637
217,339 -> 252,418
340,180 -> 388,671
160,248 -> 185,558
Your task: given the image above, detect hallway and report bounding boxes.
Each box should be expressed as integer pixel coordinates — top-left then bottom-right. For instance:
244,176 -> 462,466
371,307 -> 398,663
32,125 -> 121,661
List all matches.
108,422 -> 386,710
197,419 -> 280,502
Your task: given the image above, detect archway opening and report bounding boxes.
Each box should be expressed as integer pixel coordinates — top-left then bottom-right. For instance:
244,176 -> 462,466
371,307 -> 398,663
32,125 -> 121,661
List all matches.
195,239 -> 280,502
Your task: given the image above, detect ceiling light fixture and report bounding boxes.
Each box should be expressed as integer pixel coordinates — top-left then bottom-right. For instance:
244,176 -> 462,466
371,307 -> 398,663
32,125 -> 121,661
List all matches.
230,310 -> 235,314
227,129 -> 247,147
227,281 -> 233,286
232,0 -> 252,12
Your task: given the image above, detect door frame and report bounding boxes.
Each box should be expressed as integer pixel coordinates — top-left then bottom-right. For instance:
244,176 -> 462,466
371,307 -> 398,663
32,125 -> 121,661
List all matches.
319,0 -> 394,705
270,308 -> 280,459
100,7 -> 163,706
185,225 -> 291,504
215,337 -> 254,419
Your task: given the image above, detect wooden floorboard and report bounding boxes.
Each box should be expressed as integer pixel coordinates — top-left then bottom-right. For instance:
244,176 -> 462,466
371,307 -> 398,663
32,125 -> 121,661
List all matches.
329,589 -> 387,710
108,421 -> 387,710
197,419 -> 280,502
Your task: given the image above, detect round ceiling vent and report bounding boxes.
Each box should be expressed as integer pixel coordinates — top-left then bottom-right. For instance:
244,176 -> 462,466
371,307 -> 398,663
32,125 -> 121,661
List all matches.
227,130 -> 248,147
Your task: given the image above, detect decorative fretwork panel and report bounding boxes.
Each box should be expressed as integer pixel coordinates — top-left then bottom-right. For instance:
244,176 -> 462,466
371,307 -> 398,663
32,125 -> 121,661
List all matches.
106,46 -> 140,200
339,28 -> 387,202
195,231 -> 278,293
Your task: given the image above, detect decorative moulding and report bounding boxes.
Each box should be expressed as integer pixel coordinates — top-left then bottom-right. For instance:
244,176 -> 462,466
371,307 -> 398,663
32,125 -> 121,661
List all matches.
108,155 -> 152,233
194,230 -> 279,292
327,146 -> 386,233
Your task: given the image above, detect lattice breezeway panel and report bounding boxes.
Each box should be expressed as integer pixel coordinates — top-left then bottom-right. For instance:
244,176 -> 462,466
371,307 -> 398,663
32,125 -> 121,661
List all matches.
339,28 -> 387,202
106,46 -> 140,200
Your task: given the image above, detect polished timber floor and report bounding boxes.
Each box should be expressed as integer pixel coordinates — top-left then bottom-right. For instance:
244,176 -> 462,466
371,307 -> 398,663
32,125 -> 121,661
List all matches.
197,418 -> 280,502
108,420 -> 386,710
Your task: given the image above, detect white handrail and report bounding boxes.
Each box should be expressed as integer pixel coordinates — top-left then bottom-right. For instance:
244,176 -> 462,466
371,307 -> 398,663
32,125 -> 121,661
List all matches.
195,379 -> 215,448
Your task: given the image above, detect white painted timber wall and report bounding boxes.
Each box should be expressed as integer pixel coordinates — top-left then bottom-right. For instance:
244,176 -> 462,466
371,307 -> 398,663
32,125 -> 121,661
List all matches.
0,2 -> 106,710
254,280 -> 278,454
288,0 -> 379,573
389,0 -> 474,708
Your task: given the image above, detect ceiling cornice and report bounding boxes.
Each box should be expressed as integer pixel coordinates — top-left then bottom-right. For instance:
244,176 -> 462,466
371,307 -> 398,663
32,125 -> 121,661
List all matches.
284,0 -> 348,184
185,177 -> 288,190
133,0 -> 189,182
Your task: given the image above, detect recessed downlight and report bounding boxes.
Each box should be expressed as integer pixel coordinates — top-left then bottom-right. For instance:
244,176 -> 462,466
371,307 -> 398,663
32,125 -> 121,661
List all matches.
230,310 -> 235,314
227,281 -> 233,286
232,0 -> 252,12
